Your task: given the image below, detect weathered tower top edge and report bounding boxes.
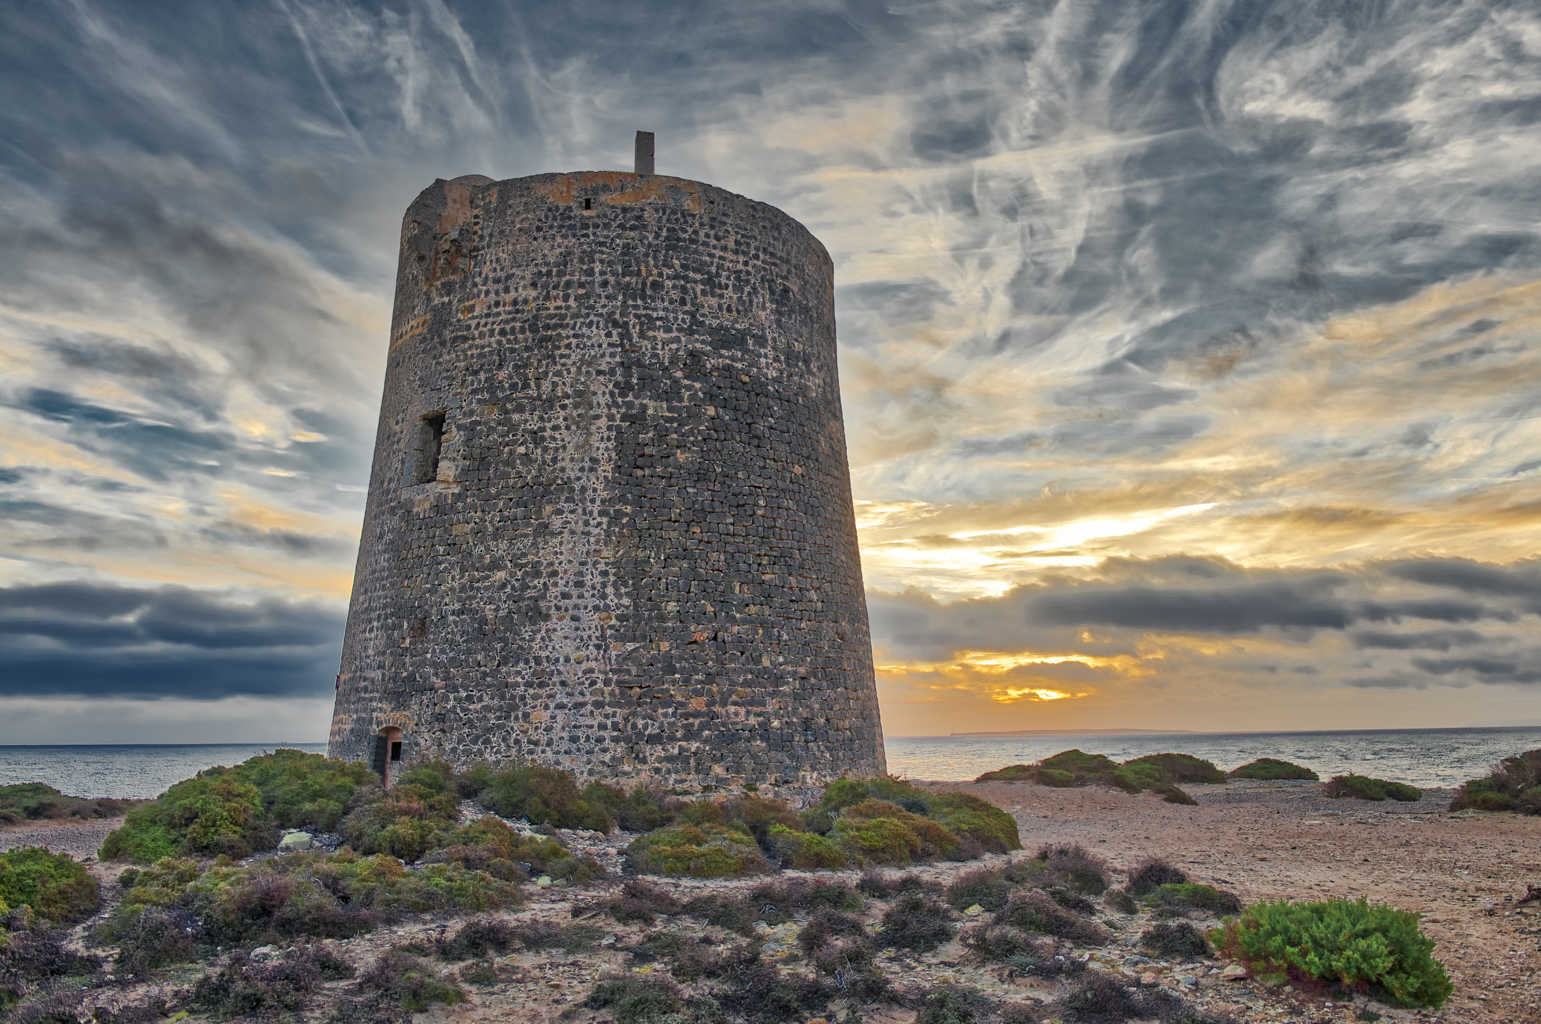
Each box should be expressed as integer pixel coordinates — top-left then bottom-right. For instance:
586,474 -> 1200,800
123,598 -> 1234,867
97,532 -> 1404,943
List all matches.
404,170 -> 833,269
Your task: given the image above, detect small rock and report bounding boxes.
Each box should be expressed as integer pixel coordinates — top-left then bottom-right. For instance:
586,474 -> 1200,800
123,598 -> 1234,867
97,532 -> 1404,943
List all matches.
1219,964 -> 1249,981
278,830 -> 314,852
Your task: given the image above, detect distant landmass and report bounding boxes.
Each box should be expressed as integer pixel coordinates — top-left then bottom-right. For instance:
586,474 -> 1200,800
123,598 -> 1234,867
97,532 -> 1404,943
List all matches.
948,728 -> 1202,737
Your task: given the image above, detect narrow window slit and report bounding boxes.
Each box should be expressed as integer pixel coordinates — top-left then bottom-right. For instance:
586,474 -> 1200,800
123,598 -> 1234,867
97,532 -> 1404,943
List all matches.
407,412 -> 445,485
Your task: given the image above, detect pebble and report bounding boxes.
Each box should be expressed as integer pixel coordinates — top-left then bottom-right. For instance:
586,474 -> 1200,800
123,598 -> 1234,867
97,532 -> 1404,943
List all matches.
1220,964 -> 1249,981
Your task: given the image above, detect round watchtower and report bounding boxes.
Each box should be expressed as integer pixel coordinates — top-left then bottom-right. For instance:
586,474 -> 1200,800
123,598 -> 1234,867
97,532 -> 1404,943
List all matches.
329,155 -> 885,790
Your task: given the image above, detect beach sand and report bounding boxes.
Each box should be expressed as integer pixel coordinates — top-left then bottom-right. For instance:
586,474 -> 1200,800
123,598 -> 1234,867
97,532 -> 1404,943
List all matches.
4,780 -> 1538,1023
954,778 -> 1541,1024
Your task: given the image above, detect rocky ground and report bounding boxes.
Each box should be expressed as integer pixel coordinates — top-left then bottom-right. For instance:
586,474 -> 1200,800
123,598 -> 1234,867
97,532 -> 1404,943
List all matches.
4,778 -> 1538,1024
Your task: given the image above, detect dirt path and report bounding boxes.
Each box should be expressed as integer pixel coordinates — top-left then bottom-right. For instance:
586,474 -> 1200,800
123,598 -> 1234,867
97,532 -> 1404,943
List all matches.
953,778 -> 1541,1024
0,815 -> 122,860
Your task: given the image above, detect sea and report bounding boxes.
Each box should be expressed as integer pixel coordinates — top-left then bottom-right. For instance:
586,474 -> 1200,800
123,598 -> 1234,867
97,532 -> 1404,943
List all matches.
1,726 -> 1538,799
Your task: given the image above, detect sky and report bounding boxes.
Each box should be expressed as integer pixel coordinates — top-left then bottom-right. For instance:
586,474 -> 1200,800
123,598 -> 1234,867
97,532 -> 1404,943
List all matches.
2,0 -> 1540,743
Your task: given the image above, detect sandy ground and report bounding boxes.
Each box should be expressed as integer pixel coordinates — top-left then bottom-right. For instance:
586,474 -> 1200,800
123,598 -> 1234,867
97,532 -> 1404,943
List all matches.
4,782 -> 1538,1024
951,778 -> 1541,1024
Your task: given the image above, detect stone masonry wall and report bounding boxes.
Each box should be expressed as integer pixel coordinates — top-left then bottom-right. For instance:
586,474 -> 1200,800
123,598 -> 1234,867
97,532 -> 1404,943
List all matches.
329,170 -> 886,790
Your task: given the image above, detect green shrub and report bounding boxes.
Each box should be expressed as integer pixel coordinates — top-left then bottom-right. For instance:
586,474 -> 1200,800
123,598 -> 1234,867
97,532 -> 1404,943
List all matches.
427,815 -> 605,883
803,776 -> 1022,861
0,848 -> 99,925
1039,750 -> 1121,777
338,773 -> 460,862
228,749 -> 378,830
1022,750 -> 1203,803
1229,758 -> 1319,781
626,823 -> 771,877
0,783 -> 138,824
1323,775 -> 1421,802
100,751 -> 390,863
832,798 -> 962,865
1144,882 -> 1241,917
718,793 -> 802,844
766,824 -> 851,869
974,764 -> 1036,783
922,791 -> 1021,854
1217,899 -> 1452,1007
1450,749 -> 1541,814
101,774 -> 269,862
1123,753 -> 1227,785
474,763 -> 614,831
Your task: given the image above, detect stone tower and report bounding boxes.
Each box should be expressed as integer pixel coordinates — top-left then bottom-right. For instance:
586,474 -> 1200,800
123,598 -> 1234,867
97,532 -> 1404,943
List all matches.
329,139 -> 885,790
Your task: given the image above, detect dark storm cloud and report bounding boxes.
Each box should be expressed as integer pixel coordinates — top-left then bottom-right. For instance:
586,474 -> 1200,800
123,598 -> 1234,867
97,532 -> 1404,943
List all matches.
0,581 -> 343,698
1383,558 -> 1541,600
868,556 -> 1531,688
1351,629 -> 1486,651
1410,657 -> 1541,686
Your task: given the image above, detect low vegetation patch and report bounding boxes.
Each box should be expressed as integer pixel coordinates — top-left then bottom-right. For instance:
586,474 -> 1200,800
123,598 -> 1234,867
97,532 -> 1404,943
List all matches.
625,822 -> 772,878
0,783 -> 139,825
1140,920 -> 1211,959
101,750 -> 380,863
625,775 -> 1020,877
469,762 -> 677,833
1126,857 -> 1187,896
995,889 -> 1109,946
1144,882 -> 1242,917
1228,758 -> 1318,781
351,949 -> 464,1014
1322,775 -> 1421,802
0,926 -> 102,1013
1217,899 -> 1452,1008
878,889 -> 955,951
975,749 -> 1200,804
0,847 -> 99,926
1123,753 -> 1227,785
425,815 -> 605,883
103,849 -> 521,967
189,949 -> 350,1020
1036,843 -> 1108,896
1449,748 -> 1541,813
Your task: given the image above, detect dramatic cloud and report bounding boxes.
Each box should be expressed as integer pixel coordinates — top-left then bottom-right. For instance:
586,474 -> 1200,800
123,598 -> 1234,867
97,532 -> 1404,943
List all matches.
0,582 -> 344,699
1,0 -> 1538,738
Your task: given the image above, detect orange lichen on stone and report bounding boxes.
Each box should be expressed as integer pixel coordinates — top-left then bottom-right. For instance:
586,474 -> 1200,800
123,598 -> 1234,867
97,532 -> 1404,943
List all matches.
437,179 -> 479,235
533,172 -> 703,213
390,315 -> 431,353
